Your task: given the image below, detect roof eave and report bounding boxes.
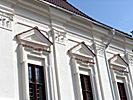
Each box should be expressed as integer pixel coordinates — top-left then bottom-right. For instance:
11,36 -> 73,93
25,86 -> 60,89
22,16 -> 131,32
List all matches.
38,0 -> 132,40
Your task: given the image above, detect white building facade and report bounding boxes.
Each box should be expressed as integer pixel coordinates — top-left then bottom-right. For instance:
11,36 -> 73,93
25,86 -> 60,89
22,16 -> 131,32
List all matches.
0,0 -> 133,100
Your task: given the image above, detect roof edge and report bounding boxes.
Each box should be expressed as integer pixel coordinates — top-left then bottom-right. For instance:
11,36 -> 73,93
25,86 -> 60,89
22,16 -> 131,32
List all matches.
39,0 -> 132,40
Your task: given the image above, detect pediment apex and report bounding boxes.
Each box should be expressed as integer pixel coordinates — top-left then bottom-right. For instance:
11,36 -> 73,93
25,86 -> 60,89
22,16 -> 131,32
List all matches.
16,27 -> 53,46
109,54 -> 128,67
68,42 -> 96,57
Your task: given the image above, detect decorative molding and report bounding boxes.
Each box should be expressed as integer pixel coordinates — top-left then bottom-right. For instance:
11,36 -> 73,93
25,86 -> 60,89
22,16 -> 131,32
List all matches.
0,10 -> 13,30
127,54 -> 133,65
71,54 -> 95,64
16,27 -> 53,55
94,44 -> 105,57
53,29 -> 66,45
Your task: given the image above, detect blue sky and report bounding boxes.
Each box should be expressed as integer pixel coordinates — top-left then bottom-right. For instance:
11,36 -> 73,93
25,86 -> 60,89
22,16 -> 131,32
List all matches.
67,0 -> 133,35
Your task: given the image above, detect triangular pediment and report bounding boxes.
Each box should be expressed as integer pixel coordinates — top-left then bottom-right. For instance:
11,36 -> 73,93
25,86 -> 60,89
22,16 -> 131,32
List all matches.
24,34 -> 44,43
68,42 -> 96,58
109,54 -> 128,68
16,27 -> 53,47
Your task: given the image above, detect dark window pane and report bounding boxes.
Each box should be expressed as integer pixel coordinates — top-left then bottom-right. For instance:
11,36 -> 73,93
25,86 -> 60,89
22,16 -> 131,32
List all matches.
28,64 -> 34,82
122,97 -> 127,100
28,64 -> 45,100
37,85 -> 44,100
35,67 -> 44,83
29,84 -> 35,100
83,92 -> 87,100
80,74 -> 93,100
86,92 -> 93,100
120,84 -> 126,96
117,82 -> 127,100
80,75 -> 85,89
84,76 -> 91,91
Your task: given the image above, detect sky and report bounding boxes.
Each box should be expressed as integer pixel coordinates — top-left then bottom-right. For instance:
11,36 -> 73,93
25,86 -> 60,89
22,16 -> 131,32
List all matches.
67,0 -> 133,35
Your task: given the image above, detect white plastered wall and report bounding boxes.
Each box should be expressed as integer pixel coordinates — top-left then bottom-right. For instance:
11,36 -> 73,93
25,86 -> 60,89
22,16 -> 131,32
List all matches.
0,0 -> 132,100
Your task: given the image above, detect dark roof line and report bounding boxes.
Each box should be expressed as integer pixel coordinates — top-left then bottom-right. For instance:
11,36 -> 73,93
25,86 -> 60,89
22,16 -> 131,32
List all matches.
42,0 -> 132,39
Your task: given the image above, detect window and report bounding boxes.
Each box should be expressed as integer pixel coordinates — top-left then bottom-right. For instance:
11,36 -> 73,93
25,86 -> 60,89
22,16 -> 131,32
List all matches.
80,74 -> 93,100
68,42 -> 99,100
109,54 -> 133,100
117,82 -> 127,100
28,63 -> 46,100
16,27 -> 54,100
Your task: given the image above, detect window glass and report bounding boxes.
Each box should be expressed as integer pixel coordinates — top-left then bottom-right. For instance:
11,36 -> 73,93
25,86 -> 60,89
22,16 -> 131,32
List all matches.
80,74 -> 93,100
29,84 -> 35,100
28,64 -> 34,82
28,64 -> 45,100
117,82 -> 127,100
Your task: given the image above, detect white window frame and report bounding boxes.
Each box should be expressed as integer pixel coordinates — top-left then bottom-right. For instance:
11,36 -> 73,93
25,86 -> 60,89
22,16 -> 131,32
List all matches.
111,70 -> 132,100
72,58 -> 98,100
68,42 -> 100,100
19,43 -> 53,100
109,54 -> 133,100
16,27 -> 54,100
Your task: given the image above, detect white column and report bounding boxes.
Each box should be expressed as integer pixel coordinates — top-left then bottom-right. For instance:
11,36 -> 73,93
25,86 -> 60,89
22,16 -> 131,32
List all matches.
19,45 -> 29,100
94,44 -> 113,100
44,64 -> 50,100
93,58 -> 103,100
48,65 -> 54,100
72,59 -> 83,100
22,62 -> 29,100
127,54 -> 133,99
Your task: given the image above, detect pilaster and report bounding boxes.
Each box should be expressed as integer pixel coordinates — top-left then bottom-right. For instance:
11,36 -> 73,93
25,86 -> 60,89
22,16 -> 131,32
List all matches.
94,43 -> 113,100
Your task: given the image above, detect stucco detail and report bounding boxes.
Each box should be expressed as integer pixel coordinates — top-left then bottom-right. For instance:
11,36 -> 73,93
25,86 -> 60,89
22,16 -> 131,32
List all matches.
94,44 -> 105,57
127,54 -> 133,65
53,29 -> 66,45
0,10 -> 13,30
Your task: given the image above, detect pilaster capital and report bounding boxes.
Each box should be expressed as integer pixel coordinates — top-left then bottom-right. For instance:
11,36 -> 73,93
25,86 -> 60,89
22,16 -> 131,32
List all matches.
52,29 -> 66,45
127,54 -> 133,65
94,43 -> 105,57
0,9 -> 13,30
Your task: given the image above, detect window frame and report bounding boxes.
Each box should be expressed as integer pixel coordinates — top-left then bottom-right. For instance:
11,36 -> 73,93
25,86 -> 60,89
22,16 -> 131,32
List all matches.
17,27 -> 54,100
109,66 -> 132,100
68,42 -> 101,100
109,54 -> 133,100
110,70 -> 132,100
19,44 -> 54,100
70,56 -> 100,100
